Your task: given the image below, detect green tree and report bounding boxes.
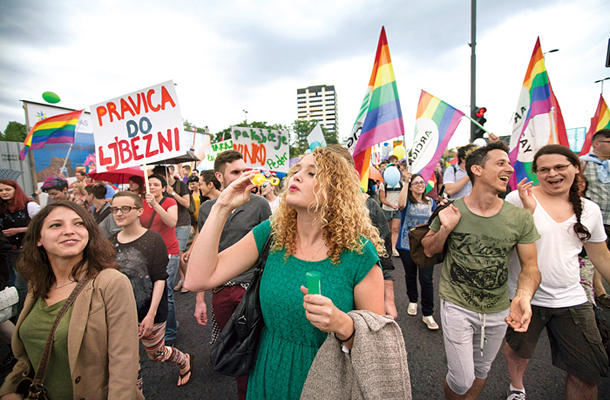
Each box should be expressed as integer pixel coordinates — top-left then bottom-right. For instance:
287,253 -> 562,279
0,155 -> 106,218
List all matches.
0,121 -> 27,142
289,120 -> 338,158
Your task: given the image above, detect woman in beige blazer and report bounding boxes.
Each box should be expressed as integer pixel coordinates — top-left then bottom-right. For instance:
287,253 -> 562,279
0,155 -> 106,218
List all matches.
0,200 -> 143,400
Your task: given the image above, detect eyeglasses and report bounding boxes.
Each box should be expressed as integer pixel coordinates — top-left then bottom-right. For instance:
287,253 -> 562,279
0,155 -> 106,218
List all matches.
411,181 -> 426,186
597,140 -> 610,144
536,164 -> 572,175
111,206 -> 141,214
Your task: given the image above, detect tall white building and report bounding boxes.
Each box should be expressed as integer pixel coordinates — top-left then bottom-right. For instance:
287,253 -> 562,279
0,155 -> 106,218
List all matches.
296,85 -> 338,135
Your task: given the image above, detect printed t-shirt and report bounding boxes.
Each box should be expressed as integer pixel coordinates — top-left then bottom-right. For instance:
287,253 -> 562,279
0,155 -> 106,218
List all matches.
506,191 -> 607,308
111,230 -> 170,323
430,197 -> 539,313
140,197 -> 179,255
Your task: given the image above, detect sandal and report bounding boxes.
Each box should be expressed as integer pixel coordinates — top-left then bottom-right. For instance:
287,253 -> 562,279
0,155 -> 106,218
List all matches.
178,354 -> 194,387
174,279 -> 184,291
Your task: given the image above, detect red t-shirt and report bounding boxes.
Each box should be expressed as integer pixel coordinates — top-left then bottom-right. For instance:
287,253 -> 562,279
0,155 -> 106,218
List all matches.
140,196 -> 179,255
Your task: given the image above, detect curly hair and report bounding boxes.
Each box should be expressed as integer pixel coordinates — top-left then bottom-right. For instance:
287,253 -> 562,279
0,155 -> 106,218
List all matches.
532,144 -> 590,242
18,200 -> 119,298
271,147 -> 385,264
0,180 -> 33,213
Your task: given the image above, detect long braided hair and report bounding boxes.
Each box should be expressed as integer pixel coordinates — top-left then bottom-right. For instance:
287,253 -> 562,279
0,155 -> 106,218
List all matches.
532,144 -> 591,242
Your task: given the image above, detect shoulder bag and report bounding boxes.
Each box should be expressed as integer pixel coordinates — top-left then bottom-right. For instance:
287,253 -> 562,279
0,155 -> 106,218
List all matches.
210,233 -> 274,377
408,200 -> 453,268
16,277 -> 90,399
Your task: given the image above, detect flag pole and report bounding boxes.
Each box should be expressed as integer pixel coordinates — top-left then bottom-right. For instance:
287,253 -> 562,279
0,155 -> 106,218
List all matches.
144,163 -> 150,194
23,102 -> 39,196
461,114 -> 490,135
60,108 -> 85,177
60,143 -> 74,177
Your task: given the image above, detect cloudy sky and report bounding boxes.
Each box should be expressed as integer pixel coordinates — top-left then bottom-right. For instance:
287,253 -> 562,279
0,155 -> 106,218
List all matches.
1,0 -> 609,149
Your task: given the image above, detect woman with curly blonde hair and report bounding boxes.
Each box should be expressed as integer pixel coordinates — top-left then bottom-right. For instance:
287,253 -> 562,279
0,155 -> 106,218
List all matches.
186,147 -> 385,400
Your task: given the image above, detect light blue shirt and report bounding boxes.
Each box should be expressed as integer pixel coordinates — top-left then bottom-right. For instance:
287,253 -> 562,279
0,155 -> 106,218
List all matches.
442,164 -> 471,199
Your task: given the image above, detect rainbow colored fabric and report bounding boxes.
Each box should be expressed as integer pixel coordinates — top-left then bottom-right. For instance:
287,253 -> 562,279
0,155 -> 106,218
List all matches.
19,110 -> 83,161
411,91 -> 464,188
508,38 -> 568,187
579,95 -> 610,156
353,27 -> 404,190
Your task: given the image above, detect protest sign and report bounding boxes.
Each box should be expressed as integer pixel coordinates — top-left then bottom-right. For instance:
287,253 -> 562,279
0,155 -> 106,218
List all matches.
199,139 -> 233,170
91,80 -> 184,172
231,127 -> 289,173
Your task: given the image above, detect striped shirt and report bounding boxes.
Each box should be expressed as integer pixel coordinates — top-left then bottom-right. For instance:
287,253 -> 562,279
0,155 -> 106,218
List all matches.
582,154 -> 610,225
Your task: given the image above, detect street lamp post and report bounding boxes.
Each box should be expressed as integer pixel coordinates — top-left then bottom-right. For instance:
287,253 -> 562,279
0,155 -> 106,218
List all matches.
543,49 -> 560,56
243,109 -> 248,124
594,77 -> 610,94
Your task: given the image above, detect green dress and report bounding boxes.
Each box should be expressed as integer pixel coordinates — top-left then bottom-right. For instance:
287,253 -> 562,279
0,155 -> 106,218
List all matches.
246,220 -> 380,400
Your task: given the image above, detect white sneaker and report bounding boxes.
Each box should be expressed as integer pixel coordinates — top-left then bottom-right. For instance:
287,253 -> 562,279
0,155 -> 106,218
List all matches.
423,315 -> 439,330
507,390 -> 526,400
407,302 -> 417,316
392,249 -> 399,257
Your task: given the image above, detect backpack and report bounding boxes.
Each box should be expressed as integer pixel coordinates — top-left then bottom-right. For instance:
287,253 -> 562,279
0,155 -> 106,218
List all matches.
408,200 -> 453,268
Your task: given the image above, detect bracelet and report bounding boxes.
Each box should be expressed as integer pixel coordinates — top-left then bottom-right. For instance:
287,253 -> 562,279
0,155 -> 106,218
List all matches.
334,327 -> 355,343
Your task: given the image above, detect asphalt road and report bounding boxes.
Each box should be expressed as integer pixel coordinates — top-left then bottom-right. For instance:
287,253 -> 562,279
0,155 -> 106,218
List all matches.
140,257 -> 610,399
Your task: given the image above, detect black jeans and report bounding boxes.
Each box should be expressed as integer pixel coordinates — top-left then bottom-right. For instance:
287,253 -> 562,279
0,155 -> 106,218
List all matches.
398,248 -> 435,316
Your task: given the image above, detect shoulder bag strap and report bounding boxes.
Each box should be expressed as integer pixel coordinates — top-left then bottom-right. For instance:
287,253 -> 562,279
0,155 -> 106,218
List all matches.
255,232 -> 274,274
147,197 -> 166,229
32,276 -> 91,387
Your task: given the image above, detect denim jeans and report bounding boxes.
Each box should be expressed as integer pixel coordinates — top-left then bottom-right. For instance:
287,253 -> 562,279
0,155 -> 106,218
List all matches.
8,249 -> 27,317
175,225 -> 190,252
165,254 -> 180,341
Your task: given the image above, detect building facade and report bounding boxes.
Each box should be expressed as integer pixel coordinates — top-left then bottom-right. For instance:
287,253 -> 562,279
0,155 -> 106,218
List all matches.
296,85 -> 338,135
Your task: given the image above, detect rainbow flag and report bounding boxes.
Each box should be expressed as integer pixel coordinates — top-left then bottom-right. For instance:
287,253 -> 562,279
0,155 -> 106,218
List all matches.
19,110 -> 83,161
579,95 -> 610,156
508,38 -> 568,187
352,27 -> 404,190
425,172 -> 437,194
411,90 -> 464,187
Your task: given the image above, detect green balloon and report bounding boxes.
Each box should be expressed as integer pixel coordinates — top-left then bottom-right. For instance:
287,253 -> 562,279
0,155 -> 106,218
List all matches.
42,91 -> 61,104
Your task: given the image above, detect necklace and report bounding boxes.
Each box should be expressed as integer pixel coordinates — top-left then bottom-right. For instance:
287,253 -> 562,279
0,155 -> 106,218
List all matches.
307,242 -> 326,262
54,280 -> 75,289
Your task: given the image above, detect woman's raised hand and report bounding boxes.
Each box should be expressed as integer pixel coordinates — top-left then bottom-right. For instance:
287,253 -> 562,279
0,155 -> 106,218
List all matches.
145,192 -> 157,207
216,170 -> 257,210
517,178 -> 536,214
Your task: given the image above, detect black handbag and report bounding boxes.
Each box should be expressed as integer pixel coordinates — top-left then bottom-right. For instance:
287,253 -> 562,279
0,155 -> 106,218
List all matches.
210,234 -> 274,377
16,277 -> 90,399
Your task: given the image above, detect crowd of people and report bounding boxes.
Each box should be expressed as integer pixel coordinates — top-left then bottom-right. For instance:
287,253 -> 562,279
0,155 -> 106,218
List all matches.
0,130 -> 609,399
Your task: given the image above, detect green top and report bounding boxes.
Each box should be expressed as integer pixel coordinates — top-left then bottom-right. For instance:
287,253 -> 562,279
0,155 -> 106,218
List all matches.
246,219 -> 380,400
20,297 -> 74,399
430,197 -> 539,313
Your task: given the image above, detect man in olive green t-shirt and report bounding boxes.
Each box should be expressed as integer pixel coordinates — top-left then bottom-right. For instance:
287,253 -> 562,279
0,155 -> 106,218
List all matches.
422,142 -> 541,400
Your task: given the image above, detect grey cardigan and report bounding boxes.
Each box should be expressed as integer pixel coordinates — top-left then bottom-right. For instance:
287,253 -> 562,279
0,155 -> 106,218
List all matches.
301,310 -> 412,400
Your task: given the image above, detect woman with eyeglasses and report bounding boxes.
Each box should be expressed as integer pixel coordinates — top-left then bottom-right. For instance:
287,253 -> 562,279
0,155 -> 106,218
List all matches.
396,173 -> 439,330
503,144 -> 610,399
110,191 -> 192,389
139,174 -> 180,347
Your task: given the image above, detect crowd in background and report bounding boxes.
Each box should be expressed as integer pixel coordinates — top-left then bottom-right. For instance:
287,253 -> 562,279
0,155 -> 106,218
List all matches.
0,130 -> 609,399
